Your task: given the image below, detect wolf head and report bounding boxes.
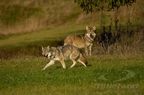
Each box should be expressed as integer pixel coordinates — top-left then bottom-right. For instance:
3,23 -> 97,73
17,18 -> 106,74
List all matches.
42,46 -> 56,59
85,26 -> 96,41
42,46 -> 50,57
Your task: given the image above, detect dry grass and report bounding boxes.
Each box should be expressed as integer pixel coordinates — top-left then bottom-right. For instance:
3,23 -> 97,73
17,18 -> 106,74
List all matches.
0,0 -> 143,34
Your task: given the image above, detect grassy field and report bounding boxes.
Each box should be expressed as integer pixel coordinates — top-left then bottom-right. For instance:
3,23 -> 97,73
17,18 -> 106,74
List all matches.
0,24 -> 144,95
0,25 -> 86,58
0,25 -> 84,47
0,56 -> 144,95
0,25 -> 144,95
0,0 -> 144,94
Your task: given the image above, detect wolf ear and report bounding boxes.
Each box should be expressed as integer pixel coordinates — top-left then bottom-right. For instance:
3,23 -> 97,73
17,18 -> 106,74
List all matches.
41,46 -> 44,50
47,46 -> 50,50
86,26 -> 90,31
93,26 -> 96,31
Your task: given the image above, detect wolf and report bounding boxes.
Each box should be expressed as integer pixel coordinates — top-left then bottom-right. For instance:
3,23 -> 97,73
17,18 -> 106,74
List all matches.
41,45 -> 87,70
64,26 -> 96,56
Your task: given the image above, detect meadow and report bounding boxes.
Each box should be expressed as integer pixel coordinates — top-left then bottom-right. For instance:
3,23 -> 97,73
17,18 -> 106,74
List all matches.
0,0 -> 144,95
0,24 -> 144,95
0,56 -> 144,95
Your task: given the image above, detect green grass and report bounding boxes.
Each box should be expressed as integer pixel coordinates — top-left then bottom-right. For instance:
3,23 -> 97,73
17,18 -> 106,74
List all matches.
0,25 -> 86,58
0,19 -> 143,95
0,0 -> 143,94
0,25 -> 84,47
0,56 -> 144,95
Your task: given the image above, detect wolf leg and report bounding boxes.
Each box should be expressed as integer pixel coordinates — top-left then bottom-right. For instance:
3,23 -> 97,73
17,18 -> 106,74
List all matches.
42,60 -> 55,70
70,60 -> 77,68
89,44 -> 93,56
78,59 -> 87,67
85,47 -> 89,56
60,60 -> 66,69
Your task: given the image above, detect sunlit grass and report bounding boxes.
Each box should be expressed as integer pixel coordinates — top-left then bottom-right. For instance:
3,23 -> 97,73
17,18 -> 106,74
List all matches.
0,25 -> 85,47
0,56 -> 144,95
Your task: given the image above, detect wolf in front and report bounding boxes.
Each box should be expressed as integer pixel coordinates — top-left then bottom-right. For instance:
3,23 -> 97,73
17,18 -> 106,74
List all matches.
41,45 -> 87,70
64,26 -> 96,56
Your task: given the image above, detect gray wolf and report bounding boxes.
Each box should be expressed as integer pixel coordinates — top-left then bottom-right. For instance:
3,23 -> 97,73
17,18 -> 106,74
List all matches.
64,26 -> 96,56
41,45 -> 87,70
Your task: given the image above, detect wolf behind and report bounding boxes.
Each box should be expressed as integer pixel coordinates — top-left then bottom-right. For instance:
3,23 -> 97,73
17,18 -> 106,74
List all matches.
41,45 -> 87,70
64,26 -> 96,56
